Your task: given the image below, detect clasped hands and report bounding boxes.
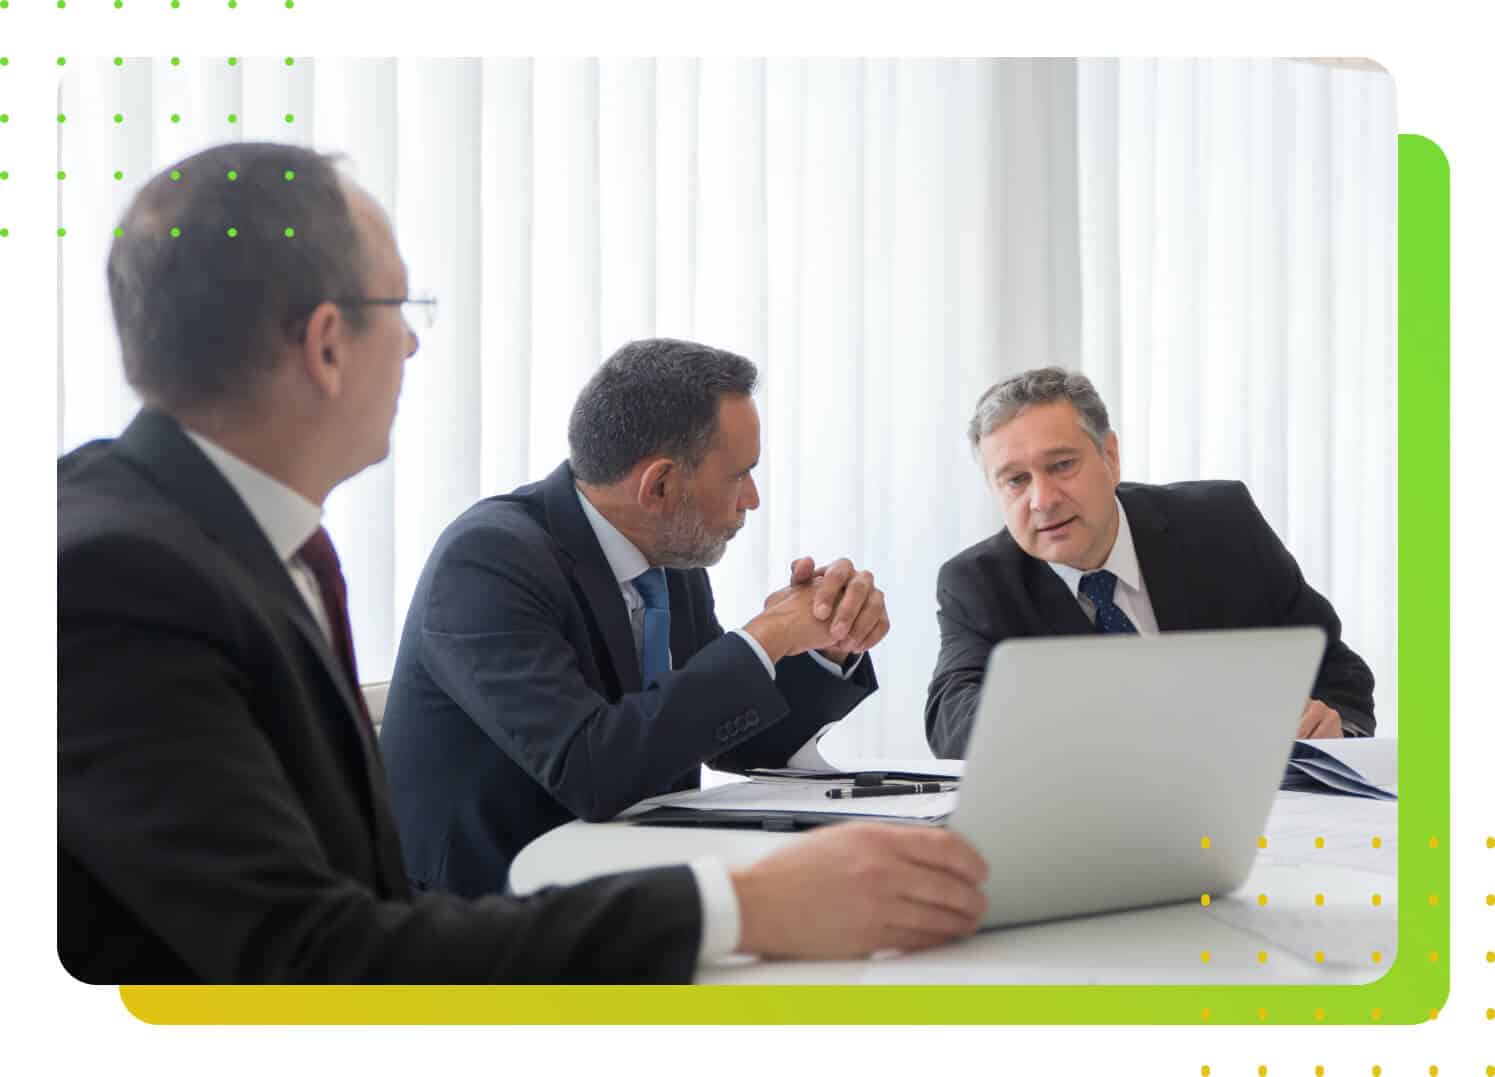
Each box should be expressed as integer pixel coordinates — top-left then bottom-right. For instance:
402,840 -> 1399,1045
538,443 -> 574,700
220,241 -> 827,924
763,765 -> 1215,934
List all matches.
744,555 -> 889,665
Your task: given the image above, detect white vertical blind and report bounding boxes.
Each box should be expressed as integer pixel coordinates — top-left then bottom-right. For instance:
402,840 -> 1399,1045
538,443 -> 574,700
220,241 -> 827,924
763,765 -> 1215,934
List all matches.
57,58 -> 1398,756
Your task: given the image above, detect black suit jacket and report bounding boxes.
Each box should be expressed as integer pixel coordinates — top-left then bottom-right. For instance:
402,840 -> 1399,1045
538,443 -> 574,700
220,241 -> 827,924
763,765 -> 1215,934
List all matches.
925,480 -> 1376,757
58,411 -> 703,984
380,461 -> 877,897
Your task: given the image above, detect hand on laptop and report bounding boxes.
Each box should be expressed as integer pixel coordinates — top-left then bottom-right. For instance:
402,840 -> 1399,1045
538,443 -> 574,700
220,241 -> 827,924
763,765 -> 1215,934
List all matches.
1297,699 -> 1343,738
728,823 -> 988,959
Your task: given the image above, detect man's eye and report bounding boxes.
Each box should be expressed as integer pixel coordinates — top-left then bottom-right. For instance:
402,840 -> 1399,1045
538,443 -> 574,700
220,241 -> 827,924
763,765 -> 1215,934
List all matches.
1053,459 -> 1074,473
1006,475 -> 1028,490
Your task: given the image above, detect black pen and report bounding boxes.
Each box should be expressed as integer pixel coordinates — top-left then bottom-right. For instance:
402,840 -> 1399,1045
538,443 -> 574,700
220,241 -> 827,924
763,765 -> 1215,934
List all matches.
826,783 -> 955,799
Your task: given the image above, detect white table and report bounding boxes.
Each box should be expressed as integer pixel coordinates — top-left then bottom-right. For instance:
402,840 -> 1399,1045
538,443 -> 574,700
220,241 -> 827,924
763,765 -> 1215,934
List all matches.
509,740 -> 1398,984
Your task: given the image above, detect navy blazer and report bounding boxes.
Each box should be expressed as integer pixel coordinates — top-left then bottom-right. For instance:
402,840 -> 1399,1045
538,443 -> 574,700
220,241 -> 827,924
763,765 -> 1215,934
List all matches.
924,480 -> 1376,757
59,412 -> 703,983
381,461 -> 877,896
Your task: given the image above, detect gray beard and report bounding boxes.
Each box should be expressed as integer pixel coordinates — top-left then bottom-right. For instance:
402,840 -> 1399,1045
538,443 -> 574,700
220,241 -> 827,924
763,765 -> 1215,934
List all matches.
654,499 -> 738,569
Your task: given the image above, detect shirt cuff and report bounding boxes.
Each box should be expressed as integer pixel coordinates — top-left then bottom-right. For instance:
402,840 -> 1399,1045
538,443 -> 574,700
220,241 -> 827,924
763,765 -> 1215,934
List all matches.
807,649 -> 862,680
688,857 -> 742,964
730,628 -> 777,680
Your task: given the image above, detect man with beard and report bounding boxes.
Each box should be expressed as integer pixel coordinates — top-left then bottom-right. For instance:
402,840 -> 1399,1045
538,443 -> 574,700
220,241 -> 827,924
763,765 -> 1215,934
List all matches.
381,338 -> 888,896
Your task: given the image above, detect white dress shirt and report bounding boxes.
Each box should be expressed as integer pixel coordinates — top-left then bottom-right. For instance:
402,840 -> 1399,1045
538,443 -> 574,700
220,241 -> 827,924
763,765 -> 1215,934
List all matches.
184,431 -> 334,642
1046,497 -> 1161,635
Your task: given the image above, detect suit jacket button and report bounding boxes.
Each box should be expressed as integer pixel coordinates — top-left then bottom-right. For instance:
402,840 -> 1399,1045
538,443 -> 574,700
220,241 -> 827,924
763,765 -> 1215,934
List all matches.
716,726 -> 730,742
746,709 -> 760,726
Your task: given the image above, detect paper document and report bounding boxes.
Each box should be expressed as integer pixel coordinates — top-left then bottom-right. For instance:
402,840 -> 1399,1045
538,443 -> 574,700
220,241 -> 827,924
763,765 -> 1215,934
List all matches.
1282,740 -> 1395,800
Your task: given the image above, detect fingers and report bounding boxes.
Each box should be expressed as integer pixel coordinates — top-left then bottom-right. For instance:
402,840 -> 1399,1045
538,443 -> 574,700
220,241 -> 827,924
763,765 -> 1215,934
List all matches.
843,590 -> 888,653
813,558 -> 855,619
1297,700 -> 1340,738
859,823 -> 989,887
788,556 -> 817,587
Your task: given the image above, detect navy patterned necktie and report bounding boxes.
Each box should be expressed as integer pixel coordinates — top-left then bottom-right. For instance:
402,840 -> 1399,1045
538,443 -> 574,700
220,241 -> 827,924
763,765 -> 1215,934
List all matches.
630,567 -> 672,686
1078,569 -> 1139,634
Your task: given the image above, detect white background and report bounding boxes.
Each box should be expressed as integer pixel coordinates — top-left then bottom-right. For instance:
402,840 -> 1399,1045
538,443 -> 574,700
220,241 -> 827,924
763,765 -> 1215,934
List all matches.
6,1 -> 1491,1074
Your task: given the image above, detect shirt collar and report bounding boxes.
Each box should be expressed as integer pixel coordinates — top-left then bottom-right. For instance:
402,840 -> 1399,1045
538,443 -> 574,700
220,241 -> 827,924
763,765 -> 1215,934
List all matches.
1048,496 -> 1143,599
184,430 -> 323,564
574,483 -> 651,585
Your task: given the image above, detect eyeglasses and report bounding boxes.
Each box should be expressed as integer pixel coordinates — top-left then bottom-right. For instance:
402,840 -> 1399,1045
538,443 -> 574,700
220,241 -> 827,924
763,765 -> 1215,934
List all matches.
333,293 -> 438,330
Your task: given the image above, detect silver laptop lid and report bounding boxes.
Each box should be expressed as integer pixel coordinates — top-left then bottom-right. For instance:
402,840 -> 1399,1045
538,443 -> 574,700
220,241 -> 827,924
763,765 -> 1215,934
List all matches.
949,626 -> 1325,929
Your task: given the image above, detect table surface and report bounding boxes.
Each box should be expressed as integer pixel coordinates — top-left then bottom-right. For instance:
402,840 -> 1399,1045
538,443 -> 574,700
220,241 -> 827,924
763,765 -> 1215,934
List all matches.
509,739 -> 1398,984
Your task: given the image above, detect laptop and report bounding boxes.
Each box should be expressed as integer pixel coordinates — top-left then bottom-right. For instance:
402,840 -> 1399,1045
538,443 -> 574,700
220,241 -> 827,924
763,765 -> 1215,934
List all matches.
948,625 -> 1325,929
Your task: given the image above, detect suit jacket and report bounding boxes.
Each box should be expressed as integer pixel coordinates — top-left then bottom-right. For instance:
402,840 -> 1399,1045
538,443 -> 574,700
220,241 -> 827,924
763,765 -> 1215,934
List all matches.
925,480 -> 1376,757
380,460 -> 877,897
58,411 -> 703,984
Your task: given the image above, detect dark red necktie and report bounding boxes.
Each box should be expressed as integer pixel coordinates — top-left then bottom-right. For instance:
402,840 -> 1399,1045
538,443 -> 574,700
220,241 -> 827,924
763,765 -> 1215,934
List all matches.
297,526 -> 373,729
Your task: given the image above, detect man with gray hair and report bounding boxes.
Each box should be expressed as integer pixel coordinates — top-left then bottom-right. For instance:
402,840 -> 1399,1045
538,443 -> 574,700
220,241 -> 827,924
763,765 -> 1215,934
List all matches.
924,366 -> 1375,757
382,337 -> 890,897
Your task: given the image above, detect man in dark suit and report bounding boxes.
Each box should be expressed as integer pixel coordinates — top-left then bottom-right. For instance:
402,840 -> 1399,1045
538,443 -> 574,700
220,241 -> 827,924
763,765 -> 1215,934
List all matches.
926,366 -> 1375,758
58,142 -> 988,984
382,338 -> 890,896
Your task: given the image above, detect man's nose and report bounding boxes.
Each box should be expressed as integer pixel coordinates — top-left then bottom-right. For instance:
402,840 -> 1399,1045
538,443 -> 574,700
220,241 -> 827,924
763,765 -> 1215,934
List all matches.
740,474 -> 761,512
1028,471 -> 1060,513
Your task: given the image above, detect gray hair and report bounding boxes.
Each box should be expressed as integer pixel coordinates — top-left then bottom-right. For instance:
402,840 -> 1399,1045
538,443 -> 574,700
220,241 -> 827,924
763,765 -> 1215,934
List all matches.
568,338 -> 759,485
967,367 -> 1112,452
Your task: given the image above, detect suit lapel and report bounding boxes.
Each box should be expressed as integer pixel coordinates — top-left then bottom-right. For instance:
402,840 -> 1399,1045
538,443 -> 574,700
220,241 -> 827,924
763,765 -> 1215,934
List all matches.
114,411 -> 393,849
1030,559 -> 1097,635
543,461 -> 643,695
1120,484 -> 1192,631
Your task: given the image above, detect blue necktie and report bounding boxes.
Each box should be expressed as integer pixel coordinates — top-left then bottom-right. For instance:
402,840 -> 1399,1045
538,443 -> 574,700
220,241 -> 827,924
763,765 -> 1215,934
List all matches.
1078,569 -> 1139,634
631,568 -> 672,686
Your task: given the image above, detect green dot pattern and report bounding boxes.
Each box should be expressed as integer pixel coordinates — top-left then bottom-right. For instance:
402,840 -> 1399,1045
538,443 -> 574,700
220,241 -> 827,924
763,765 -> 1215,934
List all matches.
170,227 -> 181,238
227,227 -> 238,237
114,227 -> 123,237
57,170 -> 66,180
0,116 -> 9,125
285,57 -> 295,67
284,113 -> 295,124
228,113 -> 238,124
113,57 -> 123,66
57,57 -> 67,67
57,114 -> 67,123
171,114 -> 181,124
227,170 -> 238,181
0,229 -> 9,238
284,227 -> 296,238
114,114 -> 123,124
228,57 -> 238,67
170,170 -> 181,181
171,57 -> 180,67
57,227 -> 66,237
0,171 -> 8,180
284,170 -> 295,181
114,171 -> 123,181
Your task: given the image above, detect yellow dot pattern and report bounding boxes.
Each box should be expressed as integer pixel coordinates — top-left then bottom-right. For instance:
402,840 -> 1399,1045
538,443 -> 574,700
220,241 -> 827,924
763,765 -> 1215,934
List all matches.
1199,893 -> 1211,906
1200,836 -> 1211,849
1315,836 -> 1325,848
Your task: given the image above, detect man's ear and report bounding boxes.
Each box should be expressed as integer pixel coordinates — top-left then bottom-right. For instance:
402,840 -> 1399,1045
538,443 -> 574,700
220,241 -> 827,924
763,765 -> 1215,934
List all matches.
635,458 -> 676,511
297,300 -> 346,398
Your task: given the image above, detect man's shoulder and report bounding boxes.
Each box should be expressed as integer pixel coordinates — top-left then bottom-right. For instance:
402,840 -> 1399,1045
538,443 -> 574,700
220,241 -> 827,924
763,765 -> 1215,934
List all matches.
1120,479 -> 1257,526
937,527 -> 1028,587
